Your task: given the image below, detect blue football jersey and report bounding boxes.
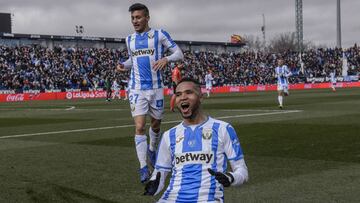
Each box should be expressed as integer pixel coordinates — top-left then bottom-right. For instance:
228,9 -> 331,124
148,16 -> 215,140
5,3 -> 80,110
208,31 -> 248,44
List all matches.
126,28 -> 177,90
275,65 -> 290,86
205,74 -> 213,86
155,117 -> 244,203
330,71 -> 336,83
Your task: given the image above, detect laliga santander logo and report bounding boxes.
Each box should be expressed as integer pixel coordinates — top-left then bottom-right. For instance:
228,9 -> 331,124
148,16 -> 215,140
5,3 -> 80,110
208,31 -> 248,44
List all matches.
229,87 -> 240,92
304,84 -> 312,89
6,94 -> 25,102
66,92 -> 73,99
65,91 -> 103,99
256,85 -> 266,91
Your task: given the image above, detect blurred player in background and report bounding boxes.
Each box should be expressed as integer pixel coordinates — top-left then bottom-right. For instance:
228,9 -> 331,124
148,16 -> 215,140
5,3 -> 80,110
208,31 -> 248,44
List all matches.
144,78 -> 248,202
116,3 -> 184,183
170,61 -> 183,112
112,79 -> 121,100
275,59 -> 291,109
205,69 -> 214,97
121,79 -> 129,100
105,76 -> 112,102
330,69 -> 337,92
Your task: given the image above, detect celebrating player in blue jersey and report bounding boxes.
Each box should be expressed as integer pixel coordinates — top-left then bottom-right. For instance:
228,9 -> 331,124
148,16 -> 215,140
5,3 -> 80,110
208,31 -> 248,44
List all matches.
116,3 -> 184,183
330,69 -> 337,92
275,59 -> 291,109
205,69 -> 214,97
144,78 -> 248,202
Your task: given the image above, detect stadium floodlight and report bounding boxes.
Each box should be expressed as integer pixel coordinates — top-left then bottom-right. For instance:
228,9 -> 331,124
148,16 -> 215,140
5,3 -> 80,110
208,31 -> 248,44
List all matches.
261,14 -> 266,48
75,25 -> 84,35
79,26 -> 84,34
337,0 -> 342,48
295,0 -> 303,52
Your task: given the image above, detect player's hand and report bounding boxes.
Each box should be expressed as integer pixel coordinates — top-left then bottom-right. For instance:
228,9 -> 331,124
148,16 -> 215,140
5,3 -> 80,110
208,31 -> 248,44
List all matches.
143,172 -> 161,196
208,168 -> 234,187
116,64 -> 126,72
153,58 -> 168,71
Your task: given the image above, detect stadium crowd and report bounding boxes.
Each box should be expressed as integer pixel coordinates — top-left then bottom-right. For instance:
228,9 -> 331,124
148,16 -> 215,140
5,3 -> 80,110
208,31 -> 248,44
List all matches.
0,44 -> 359,92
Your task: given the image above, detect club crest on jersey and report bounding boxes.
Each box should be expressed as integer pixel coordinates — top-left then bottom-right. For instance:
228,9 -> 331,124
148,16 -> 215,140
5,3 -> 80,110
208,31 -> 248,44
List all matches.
202,128 -> 213,140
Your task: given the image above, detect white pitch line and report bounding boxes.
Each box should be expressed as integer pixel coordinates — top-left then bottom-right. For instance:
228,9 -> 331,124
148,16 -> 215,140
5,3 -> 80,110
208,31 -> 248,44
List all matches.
65,106 -> 76,110
216,110 -> 302,119
2,107 -> 278,112
220,109 -> 301,112
0,124 -> 136,139
0,110 -> 302,139
64,108 -> 128,111
0,108 -> 128,111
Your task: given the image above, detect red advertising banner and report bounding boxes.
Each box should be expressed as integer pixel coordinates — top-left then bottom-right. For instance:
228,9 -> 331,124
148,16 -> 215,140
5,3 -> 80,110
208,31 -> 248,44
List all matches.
1,82 -> 359,102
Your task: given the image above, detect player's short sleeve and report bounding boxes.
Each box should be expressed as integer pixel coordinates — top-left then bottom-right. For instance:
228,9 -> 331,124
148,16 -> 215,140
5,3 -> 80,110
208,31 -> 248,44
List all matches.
160,29 -> 177,50
155,130 -> 173,172
223,124 -> 244,161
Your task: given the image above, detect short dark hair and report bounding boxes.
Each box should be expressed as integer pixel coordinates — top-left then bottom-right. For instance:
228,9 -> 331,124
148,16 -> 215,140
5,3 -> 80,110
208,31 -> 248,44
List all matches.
129,3 -> 149,16
177,77 -> 201,93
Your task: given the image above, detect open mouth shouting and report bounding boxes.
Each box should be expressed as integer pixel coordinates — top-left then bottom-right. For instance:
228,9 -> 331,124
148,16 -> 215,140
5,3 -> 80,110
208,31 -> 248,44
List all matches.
179,102 -> 191,115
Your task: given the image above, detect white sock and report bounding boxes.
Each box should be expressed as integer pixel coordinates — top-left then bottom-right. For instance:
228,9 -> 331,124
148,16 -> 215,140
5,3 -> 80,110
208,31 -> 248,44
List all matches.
135,135 -> 147,168
149,127 -> 160,152
278,96 -> 283,106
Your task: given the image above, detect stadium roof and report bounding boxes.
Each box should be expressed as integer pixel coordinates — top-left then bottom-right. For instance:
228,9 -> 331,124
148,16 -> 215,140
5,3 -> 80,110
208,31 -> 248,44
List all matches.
0,32 -> 245,47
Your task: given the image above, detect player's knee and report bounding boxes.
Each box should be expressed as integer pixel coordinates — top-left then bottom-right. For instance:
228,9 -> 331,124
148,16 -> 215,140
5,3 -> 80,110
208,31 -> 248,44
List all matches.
151,127 -> 160,134
135,124 -> 146,135
151,124 -> 160,133
150,121 -> 161,133
135,128 -> 146,135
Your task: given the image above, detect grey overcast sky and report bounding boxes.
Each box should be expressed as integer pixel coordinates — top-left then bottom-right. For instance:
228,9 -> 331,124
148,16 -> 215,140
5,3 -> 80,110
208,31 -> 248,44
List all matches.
0,0 -> 359,48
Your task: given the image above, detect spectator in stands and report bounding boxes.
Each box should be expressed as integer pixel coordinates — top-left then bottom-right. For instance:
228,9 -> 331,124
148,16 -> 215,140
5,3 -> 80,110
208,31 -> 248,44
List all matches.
1,44 -> 359,92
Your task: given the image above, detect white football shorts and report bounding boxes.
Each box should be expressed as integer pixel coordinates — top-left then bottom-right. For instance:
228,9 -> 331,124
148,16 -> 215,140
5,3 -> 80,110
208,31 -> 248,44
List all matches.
277,83 -> 289,92
128,88 -> 164,120
206,84 -> 212,90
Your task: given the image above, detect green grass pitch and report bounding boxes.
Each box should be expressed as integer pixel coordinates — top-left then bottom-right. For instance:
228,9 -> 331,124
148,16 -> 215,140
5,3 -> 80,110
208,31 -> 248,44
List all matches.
0,88 -> 359,202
